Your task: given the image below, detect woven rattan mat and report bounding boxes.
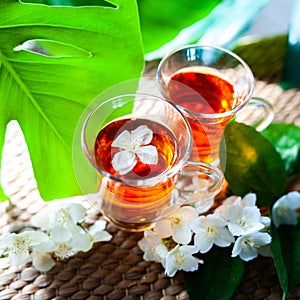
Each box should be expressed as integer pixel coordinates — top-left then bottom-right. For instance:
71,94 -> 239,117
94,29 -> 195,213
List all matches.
0,36 -> 300,300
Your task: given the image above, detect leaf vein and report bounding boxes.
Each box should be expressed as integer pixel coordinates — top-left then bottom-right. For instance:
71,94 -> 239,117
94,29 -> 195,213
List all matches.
0,51 -> 68,148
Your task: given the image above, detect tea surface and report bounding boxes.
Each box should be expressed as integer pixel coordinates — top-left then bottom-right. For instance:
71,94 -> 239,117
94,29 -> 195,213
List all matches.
94,118 -> 177,179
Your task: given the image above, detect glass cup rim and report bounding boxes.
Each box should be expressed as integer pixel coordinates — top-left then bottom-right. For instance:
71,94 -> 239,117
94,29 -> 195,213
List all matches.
156,43 -> 255,120
81,92 -> 193,186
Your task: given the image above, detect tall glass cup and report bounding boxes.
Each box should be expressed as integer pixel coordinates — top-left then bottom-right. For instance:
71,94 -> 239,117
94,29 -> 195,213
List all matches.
81,93 -> 194,232
156,44 -> 273,165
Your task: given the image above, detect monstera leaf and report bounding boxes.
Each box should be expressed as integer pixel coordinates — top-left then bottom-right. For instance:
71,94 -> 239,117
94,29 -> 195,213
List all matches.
0,0 -> 144,200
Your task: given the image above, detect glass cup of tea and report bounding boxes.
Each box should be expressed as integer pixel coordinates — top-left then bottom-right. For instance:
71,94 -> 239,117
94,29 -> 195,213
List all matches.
156,44 -> 273,165
81,93 -> 223,232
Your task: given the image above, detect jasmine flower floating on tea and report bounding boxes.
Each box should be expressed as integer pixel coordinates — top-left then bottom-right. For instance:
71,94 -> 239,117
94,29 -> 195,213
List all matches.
111,125 -> 158,175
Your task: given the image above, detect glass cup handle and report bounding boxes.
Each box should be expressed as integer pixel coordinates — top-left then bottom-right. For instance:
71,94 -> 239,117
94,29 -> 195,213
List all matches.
235,97 -> 274,131
173,161 -> 224,212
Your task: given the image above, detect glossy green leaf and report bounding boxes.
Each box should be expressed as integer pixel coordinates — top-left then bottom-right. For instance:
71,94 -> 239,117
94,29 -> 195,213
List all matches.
261,123 -> 300,176
221,122 -> 286,206
271,223 -> 300,296
138,0 -> 221,54
185,247 -> 244,300
0,0 -> 144,200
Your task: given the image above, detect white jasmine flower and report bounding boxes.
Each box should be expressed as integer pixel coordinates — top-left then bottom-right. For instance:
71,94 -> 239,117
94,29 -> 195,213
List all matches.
226,205 -> 264,236
0,231 -> 49,267
272,191 -> 300,227
164,245 -> 201,277
49,203 -> 86,242
138,230 -> 168,263
191,214 -> 234,253
31,203 -> 86,241
154,205 -> 198,244
232,232 -> 272,261
111,125 -> 158,175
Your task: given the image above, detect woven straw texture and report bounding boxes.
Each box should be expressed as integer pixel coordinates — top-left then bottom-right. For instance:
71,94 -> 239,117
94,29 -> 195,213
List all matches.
0,36 -> 300,300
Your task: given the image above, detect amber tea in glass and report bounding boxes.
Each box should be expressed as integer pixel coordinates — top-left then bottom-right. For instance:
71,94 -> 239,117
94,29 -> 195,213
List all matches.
168,68 -> 236,164
81,94 -> 192,231
157,45 -> 257,164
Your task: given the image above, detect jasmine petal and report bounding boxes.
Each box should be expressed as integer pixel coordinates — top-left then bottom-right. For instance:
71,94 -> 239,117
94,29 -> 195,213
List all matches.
34,239 -> 56,253
51,226 -> 73,243
131,125 -> 153,145
112,150 -> 137,175
71,233 -> 93,252
242,193 -> 257,206
135,145 -> 158,164
111,130 -> 131,149
65,203 -> 86,224
88,220 -> 112,243
32,252 -> 56,272
153,218 -> 173,238
173,222 -> 193,245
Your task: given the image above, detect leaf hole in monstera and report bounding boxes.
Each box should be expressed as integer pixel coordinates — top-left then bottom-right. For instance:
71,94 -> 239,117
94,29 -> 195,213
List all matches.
13,39 -> 92,58
19,0 -> 118,9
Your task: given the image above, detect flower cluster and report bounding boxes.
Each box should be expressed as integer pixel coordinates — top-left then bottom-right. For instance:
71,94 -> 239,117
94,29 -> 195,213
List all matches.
1,190 -> 299,277
0,202 -> 112,272
138,193 -> 272,277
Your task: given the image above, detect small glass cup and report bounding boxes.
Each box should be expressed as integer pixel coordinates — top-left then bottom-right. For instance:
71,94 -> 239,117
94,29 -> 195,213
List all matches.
156,44 -> 273,165
81,93 -> 220,232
